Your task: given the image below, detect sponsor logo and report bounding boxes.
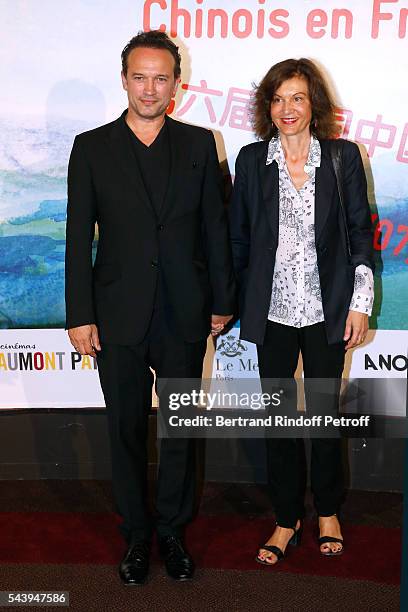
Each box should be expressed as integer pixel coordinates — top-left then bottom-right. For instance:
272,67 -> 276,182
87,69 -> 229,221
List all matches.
218,335 -> 248,358
365,353 -> 408,371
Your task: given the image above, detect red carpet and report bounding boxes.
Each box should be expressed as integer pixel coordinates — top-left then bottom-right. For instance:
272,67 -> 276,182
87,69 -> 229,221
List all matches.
0,512 -> 400,585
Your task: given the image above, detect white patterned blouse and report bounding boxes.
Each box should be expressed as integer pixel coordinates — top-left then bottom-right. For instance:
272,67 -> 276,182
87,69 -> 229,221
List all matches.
267,135 -> 374,328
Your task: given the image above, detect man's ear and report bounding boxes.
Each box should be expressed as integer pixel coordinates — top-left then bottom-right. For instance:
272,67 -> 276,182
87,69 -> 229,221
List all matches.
121,71 -> 128,91
172,77 -> 181,97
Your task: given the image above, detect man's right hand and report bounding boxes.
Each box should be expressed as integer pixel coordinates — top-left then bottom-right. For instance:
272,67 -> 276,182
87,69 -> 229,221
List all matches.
68,324 -> 101,357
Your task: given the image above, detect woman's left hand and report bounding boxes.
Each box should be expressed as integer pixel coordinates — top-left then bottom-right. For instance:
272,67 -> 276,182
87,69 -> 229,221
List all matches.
211,313 -> 233,336
343,311 -> 369,350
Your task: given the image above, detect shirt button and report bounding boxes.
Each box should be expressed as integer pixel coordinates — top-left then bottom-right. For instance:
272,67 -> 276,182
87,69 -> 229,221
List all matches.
151,260 -> 158,267
157,224 -> 164,231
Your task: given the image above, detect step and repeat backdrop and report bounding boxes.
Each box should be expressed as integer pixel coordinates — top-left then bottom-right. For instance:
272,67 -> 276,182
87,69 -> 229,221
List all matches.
0,0 -> 407,409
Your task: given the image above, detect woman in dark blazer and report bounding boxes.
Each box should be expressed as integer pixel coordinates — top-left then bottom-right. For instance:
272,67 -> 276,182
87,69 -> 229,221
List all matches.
229,59 -> 374,564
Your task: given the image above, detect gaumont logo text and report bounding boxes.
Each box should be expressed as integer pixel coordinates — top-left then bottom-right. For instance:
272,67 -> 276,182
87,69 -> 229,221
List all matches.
365,353 -> 408,371
143,0 -> 290,38
0,351 -> 98,371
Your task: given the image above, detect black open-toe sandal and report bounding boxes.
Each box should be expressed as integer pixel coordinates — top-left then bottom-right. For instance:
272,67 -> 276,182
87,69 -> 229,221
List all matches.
256,523 -> 302,565
318,535 -> 344,556
318,514 -> 344,556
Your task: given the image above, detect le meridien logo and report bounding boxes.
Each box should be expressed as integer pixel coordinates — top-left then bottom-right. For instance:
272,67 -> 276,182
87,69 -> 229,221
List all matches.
365,353 -> 408,371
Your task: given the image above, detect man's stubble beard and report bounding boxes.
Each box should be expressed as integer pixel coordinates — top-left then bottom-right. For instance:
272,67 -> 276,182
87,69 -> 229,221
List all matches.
131,99 -> 170,121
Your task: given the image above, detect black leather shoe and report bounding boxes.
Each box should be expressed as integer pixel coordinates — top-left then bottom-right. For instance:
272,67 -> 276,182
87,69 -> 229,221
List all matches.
158,536 -> 194,581
119,539 -> 150,586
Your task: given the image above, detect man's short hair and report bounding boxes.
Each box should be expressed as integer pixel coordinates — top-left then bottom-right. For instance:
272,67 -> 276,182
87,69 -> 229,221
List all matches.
121,30 -> 181,79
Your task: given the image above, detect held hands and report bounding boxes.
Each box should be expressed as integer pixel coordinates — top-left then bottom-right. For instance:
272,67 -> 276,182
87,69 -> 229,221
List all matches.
68,324 -> 101,357
211,314 -> 233,337
343,311 -> 369,350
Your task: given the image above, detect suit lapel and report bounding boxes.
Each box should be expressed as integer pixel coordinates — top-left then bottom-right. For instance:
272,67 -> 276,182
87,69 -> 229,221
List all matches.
315,141 -> 336,246
161,116 -> 192,221
106,110 -> 156,217
259,142 -> 279,242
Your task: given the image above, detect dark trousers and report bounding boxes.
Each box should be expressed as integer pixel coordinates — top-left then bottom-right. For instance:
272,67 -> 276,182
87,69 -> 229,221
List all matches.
96,293 -> 207,543
257,321 -> 345,528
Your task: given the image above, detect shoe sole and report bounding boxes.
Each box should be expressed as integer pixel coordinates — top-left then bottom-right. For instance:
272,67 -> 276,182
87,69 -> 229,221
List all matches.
119,573 -> 148,586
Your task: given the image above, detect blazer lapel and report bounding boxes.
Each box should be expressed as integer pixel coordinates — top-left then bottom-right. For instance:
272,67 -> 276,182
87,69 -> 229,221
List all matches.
106,110 -> 156,217
314,141 -> 336,246
161,116 -> 192,221
259,143 -> 279,243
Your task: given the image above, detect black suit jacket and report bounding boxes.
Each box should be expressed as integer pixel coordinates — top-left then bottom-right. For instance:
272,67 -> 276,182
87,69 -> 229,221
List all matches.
229,138 -> 374,346
65,112 -> 235,344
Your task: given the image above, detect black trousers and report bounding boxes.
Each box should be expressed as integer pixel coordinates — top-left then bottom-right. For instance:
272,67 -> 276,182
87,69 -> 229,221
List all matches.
96,291 -> 207,543
257,321 -> 345,528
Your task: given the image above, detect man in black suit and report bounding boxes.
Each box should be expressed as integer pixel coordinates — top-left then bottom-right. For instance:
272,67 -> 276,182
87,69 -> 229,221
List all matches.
65,30 -> 235,585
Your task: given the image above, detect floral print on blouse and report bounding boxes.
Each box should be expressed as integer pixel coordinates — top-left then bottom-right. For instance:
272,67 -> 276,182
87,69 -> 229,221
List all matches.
266,135 -> 374,328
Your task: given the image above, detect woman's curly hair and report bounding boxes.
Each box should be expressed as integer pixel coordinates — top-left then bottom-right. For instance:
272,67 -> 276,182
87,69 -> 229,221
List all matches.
252,58 -> 338,141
